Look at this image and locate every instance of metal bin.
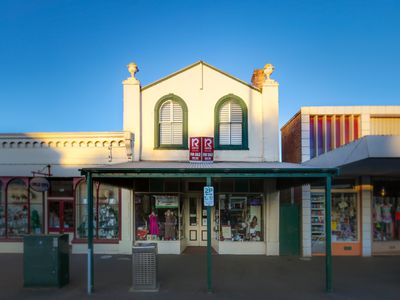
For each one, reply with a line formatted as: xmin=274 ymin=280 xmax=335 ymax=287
xmin=131 ymin=242 xmax=159 ymax=292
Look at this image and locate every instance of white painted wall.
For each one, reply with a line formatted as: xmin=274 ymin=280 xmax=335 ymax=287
xmin=124 ymin=62 xmax=280 ymax=162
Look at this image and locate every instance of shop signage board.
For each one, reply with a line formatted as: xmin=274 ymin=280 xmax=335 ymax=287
xmin=203 ymin=186 xmax=214 ymax=206
xmin=30 ymin=177 xmax=50 ymax=192
xmin=189 ymin=137 xmax=214 ymax=162
xmin=154 ymin=195 xmax=179 ymax=208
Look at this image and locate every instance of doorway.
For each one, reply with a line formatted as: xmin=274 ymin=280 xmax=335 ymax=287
xmin=186 ymin=195 xmax=209 ymax=246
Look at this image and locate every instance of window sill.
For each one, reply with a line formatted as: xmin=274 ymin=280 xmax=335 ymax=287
xmin=0 ymin=238 xmax=23 ymax=242
xmin=154 ymin=146 xmax=189 ymax=150
xmin=214 ymin=146 xmax=249 ymax=151
xmin=72 ymin=238 xmax=120 ymax=244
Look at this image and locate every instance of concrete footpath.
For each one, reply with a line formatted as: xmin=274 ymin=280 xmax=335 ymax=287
xmin=0 ymin=253 xmax=399 ymax=300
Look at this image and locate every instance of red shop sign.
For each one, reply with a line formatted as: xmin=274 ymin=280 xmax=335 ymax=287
xmin=189 ymin=137 xmax=214 ymax=163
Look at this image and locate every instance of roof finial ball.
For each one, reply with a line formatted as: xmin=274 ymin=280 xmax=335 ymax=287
xmin=125 ymin=62 xmax=139 ymax=84
xmin=263 ymin=63 xmax=275 ymax=81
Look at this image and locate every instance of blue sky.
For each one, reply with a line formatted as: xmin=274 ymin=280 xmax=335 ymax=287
xmin=1 ymin=0 xmax=399 ymax=132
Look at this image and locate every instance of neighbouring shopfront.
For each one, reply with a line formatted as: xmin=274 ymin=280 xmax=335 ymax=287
xmin=372 ymin=178 xmax=400 ymax=254
xmin=311 ymin=179 xmax=360 ymax=256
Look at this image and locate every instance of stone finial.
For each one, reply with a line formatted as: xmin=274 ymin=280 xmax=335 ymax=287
xmin=124 ymin=62 xmax=139 ymax=84
xmin=263 ymin=63 xmax=275 ymax=81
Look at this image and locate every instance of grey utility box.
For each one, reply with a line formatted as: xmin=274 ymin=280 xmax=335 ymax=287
xmin=131 ymin=242 xmax=159 ymax=292
xmin=23 ymin=234 xmax=69 ymax=288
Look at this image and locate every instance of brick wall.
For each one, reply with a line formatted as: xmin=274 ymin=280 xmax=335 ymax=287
xmin=281 ymin=113 xmax=302 ymax=163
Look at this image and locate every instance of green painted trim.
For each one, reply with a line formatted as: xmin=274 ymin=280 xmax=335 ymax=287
xmin=142 ymin=61 xmax=261 ymax=92
xmin=154 ymin=94 xmax=188 ymax=150
xmin=88 ymin=172 xmax=337 ymax=180
xmin=214 ymin=94 xmax=249 ymax=150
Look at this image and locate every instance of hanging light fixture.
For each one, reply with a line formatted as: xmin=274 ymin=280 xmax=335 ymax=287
xmin=380 ymin=187 xmax=386 ymax=197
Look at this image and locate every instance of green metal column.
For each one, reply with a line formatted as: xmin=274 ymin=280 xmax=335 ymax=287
xmin=206 ymin=176 xmax=212 ymax=293
xmin=325 ymin=175 xmax=333 ymax=292
xmin=86 ymin=172 xmax=94 ymax=294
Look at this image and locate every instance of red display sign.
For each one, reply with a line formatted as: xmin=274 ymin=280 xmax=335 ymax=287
xmin=189 ymin=137 xmax=214 ymax=163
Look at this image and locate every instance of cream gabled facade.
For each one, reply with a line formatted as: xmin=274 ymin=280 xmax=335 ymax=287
xmin=123 ymin=61 xmax=279 ymax=162
xmin=1 ymin=61 xmax=293 ymax=255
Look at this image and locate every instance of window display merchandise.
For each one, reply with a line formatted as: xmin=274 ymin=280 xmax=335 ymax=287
xmin=7 ymin=179 xmax=29 ymax=238
xmin=373 ymin=195 xmax=400 ymax=241
xmin=218 ymin=194 xmax=263 ymax=241
xmin=135 ymin=194 xmax=180 ymax=241
xmin=0 ymin=182 xmax=4 ymax=237
xmin=76 ymin=182 xmax=120 ymax=239
xmin=331 ymin=193 xmax=358 ymax=242
xmin=311 ymin=192 xmax=325 ymax=252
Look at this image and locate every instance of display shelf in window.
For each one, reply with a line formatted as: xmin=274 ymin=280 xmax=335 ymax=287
xmin=311 ymin=192 xmax=326 ymax=253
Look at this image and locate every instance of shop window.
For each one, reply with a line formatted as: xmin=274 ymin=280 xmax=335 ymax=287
xmin=135 ymin=194 xmax=181 ymax=241
xmin=214 ymin=95 xmax=248 ymax=150
xmin=0 ymin=182 xmax=4 ymax=237
xmin=75 ymin=182 xmax=120 ymax=240
xmin=154 ymin=94 xmax=188 ymax=149
xmin=6 ymin=179 xmax=29 ymax=238
xmin=373 ymin=183 xmax=400 ymax=241
xmin=331 ymin=193 xmax=358 ymax=242
xmin=218 ymin=194 xmax=263 ymax=242
xmin=30 ymin=188 xmax=44 ymax=234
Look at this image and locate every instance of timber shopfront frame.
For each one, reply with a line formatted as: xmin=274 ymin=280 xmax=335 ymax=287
xmin=80 ymin=161 xmax=337 ymax=294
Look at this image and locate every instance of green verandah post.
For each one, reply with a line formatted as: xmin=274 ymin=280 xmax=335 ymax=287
xmin=206 ymin=176 xmax=212 ymax=293
xmin=86 ymin=172 xmax=94 ymax=294
xmin=325 ymin=175 xmax=333 ymax=292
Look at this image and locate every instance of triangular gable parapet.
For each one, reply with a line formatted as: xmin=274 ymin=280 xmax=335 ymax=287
xmin=141 ymin=61 xmax=261 ymax=92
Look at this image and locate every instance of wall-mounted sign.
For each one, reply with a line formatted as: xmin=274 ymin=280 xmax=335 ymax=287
xmin=30 ymin=177 xmax=50 ymax=192
xmin=154 ymin=195 xmax=179 ymax=208
xmin=189 ymin=137 xmax=214 ymax=163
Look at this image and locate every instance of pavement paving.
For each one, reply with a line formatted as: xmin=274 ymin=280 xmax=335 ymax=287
xmin=0 ymin=253 xmax=399 ymax=300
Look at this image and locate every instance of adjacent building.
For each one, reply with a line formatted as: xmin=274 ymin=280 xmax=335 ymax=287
xmin=281 ymin=107 xmax=400 ymax=256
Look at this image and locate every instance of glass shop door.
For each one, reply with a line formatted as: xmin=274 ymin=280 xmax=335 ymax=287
xmin=186 ymin=195 xmax=209 ymax=246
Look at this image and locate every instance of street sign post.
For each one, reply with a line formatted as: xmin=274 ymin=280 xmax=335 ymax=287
xmin=204 ymin=179 xmax=213 ymax=293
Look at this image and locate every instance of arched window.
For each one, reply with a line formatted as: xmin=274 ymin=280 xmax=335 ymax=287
xmin=154 ymin=94 xmax=188 ymax=149
xmin=6 ymin=179 xmax=29 ymax=237
xmin=214 ymin=95 xmax=248 ymax=150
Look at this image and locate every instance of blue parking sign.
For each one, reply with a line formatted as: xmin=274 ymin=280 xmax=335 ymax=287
xmin=203 ymin=186 xmax=214 ymax=206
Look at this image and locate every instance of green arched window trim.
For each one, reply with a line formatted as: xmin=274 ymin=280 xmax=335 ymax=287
xmin=214 ymin=94 xmax=249 ymax=150
xmin=154 ymin=93 xmax=189 ymax=150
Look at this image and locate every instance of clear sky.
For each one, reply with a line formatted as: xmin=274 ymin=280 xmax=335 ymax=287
xmin=1 ymin=0 xmax=399 ymax=133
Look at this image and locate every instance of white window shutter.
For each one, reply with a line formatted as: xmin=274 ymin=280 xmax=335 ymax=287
xmin=159 ymin=100 xmax=183 ymax=145
xmin=219 ymin=100 xmax=243 ymax=146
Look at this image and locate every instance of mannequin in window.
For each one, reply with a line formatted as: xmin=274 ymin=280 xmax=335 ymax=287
xmin=382 ymin=199 xmax=393 ymax=240
xmin=374 ymin=198 xmax=383 ymax=240
xmin=164 ymin=209 xmax=175 ymax=240
xmin=148 ymin=211 xmax=159 ymax=240
xmin=395 ymin=202 xmax=400 ymax=240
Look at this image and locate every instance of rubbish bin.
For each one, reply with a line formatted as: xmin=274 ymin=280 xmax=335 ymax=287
xmin=131 ymin=242 xmax=159 ymax=292
xmin=23 ymin=234 xmax=69 ymax=287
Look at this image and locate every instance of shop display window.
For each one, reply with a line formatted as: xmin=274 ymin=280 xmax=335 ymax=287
xmin=218 ymin=194 xmax=263 ymax=242
xmin=373 ymin=184 xmax=400 ymax=241
xmin=135 ymin=194 xmax=180 ymax=241
xmin=0 ymin=182 xmax=5 ymax=237
xmin=7 ymin=179 xmax=29 ymax=238
xmin=76 ymin=182 xmax=120 ymax=240
xmin=331 ymin=193 xmax=358 ymax=242
xmin=30 ymin=189 xmax=44 ymax=234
